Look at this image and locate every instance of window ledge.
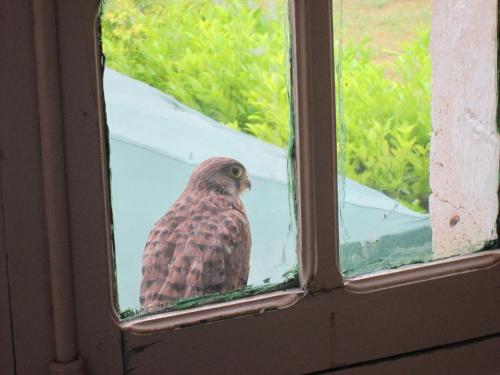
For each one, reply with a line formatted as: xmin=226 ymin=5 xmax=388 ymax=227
xmin=345 ymin=250 xmax=500 ymax=293
xmin=121 ymin=288 xmax=304 ymax=334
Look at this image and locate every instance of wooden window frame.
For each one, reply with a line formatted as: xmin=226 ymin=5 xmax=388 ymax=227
xmin=1 ymin=0 xmax=500 ymax=373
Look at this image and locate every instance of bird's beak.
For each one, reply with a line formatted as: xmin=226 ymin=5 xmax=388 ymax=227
xmin=241 ymin=175 xmax=252 ymax=192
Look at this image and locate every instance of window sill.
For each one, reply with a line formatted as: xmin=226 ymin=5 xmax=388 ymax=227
xmin=121 ymin=288 xmax=304 ymax=333
xmin=344 ymin=250 xmax=500 ymax=293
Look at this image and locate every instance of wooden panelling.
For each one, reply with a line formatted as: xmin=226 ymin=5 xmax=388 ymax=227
xmin=331 ymin=333 xmax=500 ymax=375
xmin=0 ymin=161 xmax=15 ymax=375
xmin=123 ymin=259 xmax=500 ymax=374
xmin=0 ymin=1 xmax=55 ymax=373
xmin=55 ymin=0 xmax=124 ymax=373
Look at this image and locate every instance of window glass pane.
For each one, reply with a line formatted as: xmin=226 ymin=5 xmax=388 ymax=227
xmin=101 ymin=0 xmax=297 ymax=318
xmin=334 ymin=0 xmax=500 ymax=277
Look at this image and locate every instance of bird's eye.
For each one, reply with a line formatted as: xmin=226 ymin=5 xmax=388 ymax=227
xmin=231 ymin=165 xmax=242 ymax=177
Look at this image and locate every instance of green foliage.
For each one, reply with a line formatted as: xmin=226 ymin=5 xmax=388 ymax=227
xmin=102 ymin=0 xmax=432 ymax=211
xmin=102 ymin=0 xmax=290 ymax=147
xmin=337 ymin=30 xmax=431 ymax=211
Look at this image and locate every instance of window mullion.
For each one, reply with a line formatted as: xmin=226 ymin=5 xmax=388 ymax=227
xmin=291 ymin=0 xmax=342 ymax=291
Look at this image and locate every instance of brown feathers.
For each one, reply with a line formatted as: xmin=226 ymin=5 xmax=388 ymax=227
xmin=140 ymin=157 xmax=252 ymax=312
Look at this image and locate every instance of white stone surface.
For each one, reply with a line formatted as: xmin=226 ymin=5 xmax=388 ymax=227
xmin=430 ymin=0 xmax=499 ymax=257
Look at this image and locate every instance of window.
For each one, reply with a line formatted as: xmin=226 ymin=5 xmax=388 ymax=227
xmin=101 ymin=0 xmax=299 ymax=317
xmin=335 ymin=0 xmax=500 ymax=278
xmin=2 ymin=0 xmax=500 ymax=373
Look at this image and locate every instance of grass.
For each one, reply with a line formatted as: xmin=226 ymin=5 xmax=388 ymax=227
xmin=333 ymin=0 xmax=430 ymax=61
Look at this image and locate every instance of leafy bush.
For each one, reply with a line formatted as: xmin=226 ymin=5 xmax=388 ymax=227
xmin=337 ymin=30 xmax=431 ymax=211
xmin=101 ymin=0 xmax=431 ymax=211
xmin=102 ymin=0 xmax=290 ymax=146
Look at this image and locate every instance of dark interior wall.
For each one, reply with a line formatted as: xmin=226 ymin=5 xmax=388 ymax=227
xmin=0 ymin=1 xmax=55 ymax=373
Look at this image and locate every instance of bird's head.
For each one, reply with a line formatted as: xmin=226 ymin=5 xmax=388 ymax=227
xmin=187 ymin=157 xmax=251 ymax=196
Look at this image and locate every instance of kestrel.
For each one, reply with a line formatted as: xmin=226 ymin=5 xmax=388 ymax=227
xmin=139 ymin=157 xmax=252 ymax=312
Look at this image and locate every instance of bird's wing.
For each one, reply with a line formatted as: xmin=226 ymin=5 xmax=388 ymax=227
xmin=155 ymin=215 xmax=228 ymax=304
xmin=221 ymin=203 xmax=251 ymax=291
xmin=141 ymin=195 xmax=251 ymax=311
xmin=153 ymin=200 xmax=251 ymax=305
xmin=139 ymin=224 xmax=172 ymax=309
xmin=139 ymin=198 xmax=189 ymax=310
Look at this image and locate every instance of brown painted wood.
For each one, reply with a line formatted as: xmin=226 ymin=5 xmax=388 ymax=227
xmin=292 ymin=0 xmax=341 ymax=291
xmin=0 ymin=11 xmax=15 ymax=358
xmin=123 ymin=297 xmax=332 ymax=375
xmin=123 ymin=259 xmax=500 ymax=374
xmin=55 ymin=0 xmax=124 ymax=373
xmin=330 ymin=260 xmax=500 ymax=366
xmin=0 ymin=1 xmax=56 ymax=373
xmin=330 ymin=333 xmax=500 ymax=374
xmin=0 ymin=158 xmax=15 ymax=375
xmin=33 ymin=0 xmax=80 ymax=363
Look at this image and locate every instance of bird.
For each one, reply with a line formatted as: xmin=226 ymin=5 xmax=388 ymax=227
xmin=139 ymin=157 xmax=252 ymax=312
